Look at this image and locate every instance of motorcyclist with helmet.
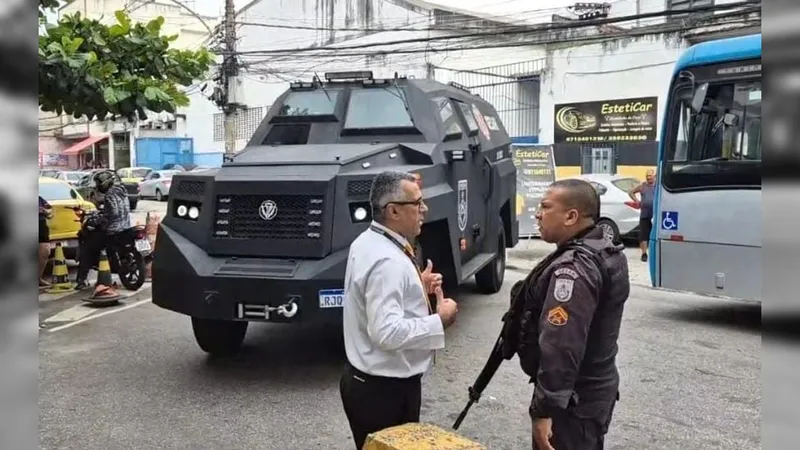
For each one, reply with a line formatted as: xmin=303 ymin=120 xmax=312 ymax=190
xmin=74 ymin=170 xmax=131 ymax=290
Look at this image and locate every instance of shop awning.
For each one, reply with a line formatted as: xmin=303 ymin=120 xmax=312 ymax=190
xmin=62 ymin=134 xmax=109 ymax=155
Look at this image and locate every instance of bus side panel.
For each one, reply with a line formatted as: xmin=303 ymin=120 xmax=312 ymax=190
xmin=655 ymin=189 xmax=761 ymax=301
xmin=659 ymin=240 xmax=761 ymax=301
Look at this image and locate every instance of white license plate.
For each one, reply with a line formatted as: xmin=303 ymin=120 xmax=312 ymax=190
xmin=318 ymin=289 xmax=345 ymax=309
xmin=135 ymin=239 xmax=151 ymax=252
xmin=59 ymin=239 xmax=78 ymax=248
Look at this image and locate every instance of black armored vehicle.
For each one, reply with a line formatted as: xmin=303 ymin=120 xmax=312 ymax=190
xmin=152 ymin=71 xmax=519 ymax=355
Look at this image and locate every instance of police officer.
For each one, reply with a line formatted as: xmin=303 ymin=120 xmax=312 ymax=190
xmin=524 ymin=178 xmax=630 ymax=450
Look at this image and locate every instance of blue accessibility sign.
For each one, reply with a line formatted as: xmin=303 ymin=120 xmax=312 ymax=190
xmin=661 ymin=211 xmax=679 ymax=231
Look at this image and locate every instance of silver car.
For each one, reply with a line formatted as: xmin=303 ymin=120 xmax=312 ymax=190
xmin=565 ymin=174 xmax=643 ymax=243
xmin=139 ymin=170 xmax=179 ymax=202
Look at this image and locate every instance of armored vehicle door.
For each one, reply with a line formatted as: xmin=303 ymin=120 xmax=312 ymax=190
xmin=449 ymin=99 xmax=492 ymax=264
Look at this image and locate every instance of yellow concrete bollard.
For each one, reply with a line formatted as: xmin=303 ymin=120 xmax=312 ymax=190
xmin=363 ymin=422 xmax=487 ymax=450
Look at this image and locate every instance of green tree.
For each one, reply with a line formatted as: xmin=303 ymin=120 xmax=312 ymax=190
xmin=38 ymin=0 xmax=214 ymax=122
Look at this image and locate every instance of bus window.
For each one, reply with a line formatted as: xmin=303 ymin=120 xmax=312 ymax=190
xmin=662 ymin=79 xmax=761 ymax=191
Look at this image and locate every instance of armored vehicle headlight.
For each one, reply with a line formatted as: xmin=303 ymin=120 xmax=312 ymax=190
xmin=176 ymin=205 xmax=188 ymax=217
xmin=353 ymin=207 xmax=368 ymax=221
xmin=188 ymin=206 xmax=200 ymax=219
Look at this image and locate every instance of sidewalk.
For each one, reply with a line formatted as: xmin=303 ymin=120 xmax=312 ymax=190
xmin=507 ymin=238 xmax=653 ymax=287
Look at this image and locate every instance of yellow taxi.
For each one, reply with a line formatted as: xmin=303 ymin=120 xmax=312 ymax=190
xmin=38 ymin=177 xmax=96 ymax=260
xmin=116 ymin=166 xmax=152 ymax=183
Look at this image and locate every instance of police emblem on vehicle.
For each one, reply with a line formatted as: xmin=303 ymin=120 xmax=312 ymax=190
xmin=258 ymin=200 xmax=278 ymax=220
xmin=457 ymin=179 xmax=468 ymax=231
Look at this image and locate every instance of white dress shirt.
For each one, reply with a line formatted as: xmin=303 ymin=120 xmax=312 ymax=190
xmin=342 ymin=221 xmax=446 ymax=378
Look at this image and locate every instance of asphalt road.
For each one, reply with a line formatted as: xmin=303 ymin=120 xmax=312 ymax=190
xmin=39 ymin=236 xmax=761 ymax=449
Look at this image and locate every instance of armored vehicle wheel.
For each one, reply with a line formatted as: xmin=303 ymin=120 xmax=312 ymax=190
xmin=191 ymin=318 xmax=248 ymax=356
xmin=475 ymin=225 xmax=506 ymax=294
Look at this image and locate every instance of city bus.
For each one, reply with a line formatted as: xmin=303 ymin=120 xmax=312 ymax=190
xmin=649 ymin=33 xmax=761 ymax=301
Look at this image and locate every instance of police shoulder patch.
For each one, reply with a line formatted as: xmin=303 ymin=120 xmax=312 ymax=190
xmin=546 ymin=306 xmax=569 ymax=326
xmin=554 ymin=267 xmax=579 ymax=279
xmin=552 ymin=277 xmax=575 ymax=302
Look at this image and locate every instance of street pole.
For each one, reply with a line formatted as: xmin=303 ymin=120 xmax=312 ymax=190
xmin=222 ymin=0 xmax=238 ymax=155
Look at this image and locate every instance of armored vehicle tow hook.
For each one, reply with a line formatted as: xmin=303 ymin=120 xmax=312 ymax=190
xmin=275 ymin=300 xmax=299 ymax=318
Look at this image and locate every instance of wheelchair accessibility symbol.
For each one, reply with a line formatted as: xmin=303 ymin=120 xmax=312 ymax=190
xmin=661 ymin=211 xmax=679 ymax=231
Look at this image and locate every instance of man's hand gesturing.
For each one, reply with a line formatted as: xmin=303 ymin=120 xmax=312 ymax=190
xmin=420 ymin=259 xmax=443 ymax=294
xmin=434 ymin=286 xmax=458 ymax=328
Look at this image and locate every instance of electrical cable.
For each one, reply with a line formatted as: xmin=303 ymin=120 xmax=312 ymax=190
xmin=233 ymin=0 xmax=759 ymax=56
xmin=235 ymin=13 xmax=758 ymax=62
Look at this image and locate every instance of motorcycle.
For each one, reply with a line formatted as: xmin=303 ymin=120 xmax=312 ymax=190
xmin=72 ymin=206 xmax=152 ymax=291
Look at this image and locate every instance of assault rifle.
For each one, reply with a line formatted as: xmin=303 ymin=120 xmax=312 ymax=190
xmin=452 ymin=267 xmax=542 ymax=430
xmin=451 ymin=333 xmax=510 ymax=430
xmin=453 ymin=240 xmax=607 ymax=430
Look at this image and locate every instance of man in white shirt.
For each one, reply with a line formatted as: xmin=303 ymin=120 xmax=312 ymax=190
xmin=340 ymin=171 xmax=459 ymax=449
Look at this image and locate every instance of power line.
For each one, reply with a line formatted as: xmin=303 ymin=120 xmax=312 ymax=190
xmin=240 ymin=15 xmax=756 ymax=61
xmin=233 ymin=0 xmax=759 ymax=56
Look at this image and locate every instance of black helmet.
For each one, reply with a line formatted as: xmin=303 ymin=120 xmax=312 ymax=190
xmin=94 ymin=171 xmax=116 ymax=194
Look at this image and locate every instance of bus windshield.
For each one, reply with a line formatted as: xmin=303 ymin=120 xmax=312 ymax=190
xmin=663 ymin=78 xmax=761 ymax=190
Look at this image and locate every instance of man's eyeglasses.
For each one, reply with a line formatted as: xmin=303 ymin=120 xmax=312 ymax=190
xmin=383 ymin=197 xmax=425 ymax=209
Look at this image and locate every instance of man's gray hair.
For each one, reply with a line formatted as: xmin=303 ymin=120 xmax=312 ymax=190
xmin=370 ymin=171 xmax=417 ymax=223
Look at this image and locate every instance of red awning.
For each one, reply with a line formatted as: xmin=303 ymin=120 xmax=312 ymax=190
xmin=62 ymin=134 xmax=109 ymax=155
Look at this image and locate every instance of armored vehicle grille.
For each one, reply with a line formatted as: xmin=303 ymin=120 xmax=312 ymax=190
xmin=212 ymin=194 xmax=324 ymax=240
xmin=175 ymin=181 xmax=205 ymax=196
xmin=347 ymin=180 xmax=372 ymax=196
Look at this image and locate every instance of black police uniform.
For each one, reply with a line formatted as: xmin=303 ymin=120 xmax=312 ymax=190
xmin=523 ymin=225 xmax=630 ymax=450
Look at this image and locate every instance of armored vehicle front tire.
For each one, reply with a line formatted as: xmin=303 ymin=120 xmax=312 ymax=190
xmin=191 ymin=318 xmax=248 ymax=356
xmin=475 ymin=225 xmax=506 ymax=294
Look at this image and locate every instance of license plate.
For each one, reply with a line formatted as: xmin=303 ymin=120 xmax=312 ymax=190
xmin=318 ymin=289 xmax=345 ymax=309
xmin=59 ymin=239 xmax=78 ymax=248
xmin=135 ymin=239 xmax=151 ymax=252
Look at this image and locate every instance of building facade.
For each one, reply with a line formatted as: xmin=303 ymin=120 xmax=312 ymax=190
xmin=192 ymin=0 xmax=758 ymax=181
xmin=38 ymin=0 xmax=216 ymax=170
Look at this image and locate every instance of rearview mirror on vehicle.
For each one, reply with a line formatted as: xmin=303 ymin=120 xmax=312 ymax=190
xmin=691 ymin=82 xmax=709 ymax=113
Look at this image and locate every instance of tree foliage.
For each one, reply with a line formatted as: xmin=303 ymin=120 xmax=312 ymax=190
xmin=38 ymin=1 xmax=214 ymax=122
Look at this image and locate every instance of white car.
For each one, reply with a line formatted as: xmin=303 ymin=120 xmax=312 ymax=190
xmin=139 ymin=170 xmax=179 ymax=202
xmin=565 ymin=174 xmax=643 ymax=243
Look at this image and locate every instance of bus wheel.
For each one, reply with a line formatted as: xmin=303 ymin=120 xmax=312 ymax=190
xmin=597 ymin=218 xmax=620 ymax=244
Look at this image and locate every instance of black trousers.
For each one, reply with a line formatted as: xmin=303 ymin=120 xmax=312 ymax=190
xmin=537 ymin=401 xmax=617 ymax=450
xmin=76 ymin=229 xmax=108 ymax=282
xmin=638 ymin=217 xmax=652 ymax=243
xmin=339 ymin=362 xmax=422 ymax=450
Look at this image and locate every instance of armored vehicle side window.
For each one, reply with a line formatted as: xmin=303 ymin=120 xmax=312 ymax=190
xmin=433 ymin=97 xmax=463 ymax=138
xmin=278 ymin=90 xmax=339 ymax=116
xmin=344 ymin=87 xmax=414 ymax=129
xmin=453 ymin=100 xmax=479 ymax=133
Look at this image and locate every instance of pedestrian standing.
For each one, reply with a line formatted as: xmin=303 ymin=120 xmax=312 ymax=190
xmin=340 ymin=171 xmax=458 ymax=450
xmin=38 ymin=195 xmax=53 ymax=288
xmin=628 ymin=169 xmax=656 ymax=262
xmin=513 ymin=179 xmax=629 ymax=450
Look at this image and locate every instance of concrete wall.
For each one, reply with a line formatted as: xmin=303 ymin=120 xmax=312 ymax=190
xmin=184 ymin=0 xmax=436 ymax=154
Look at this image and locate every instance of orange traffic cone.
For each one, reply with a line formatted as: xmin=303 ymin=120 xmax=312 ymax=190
xmin=83 ymin=249 xmax=121 ymax=306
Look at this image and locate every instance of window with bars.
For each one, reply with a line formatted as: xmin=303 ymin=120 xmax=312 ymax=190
xmin=213 ymin=107 xmax=265 ymax=142
xmin=667 ymin=0 xmax=714 ymax=10
xmin=666 ymin=0 xmax=715 ymax=24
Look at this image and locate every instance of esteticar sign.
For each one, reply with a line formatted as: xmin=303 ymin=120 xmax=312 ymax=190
xmin=553 ymin=96 xmax=658 ymax=144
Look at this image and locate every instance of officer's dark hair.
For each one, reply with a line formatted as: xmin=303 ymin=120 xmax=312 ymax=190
xmin=548 ymin=178 xmax=601 ymax=222
xmin=370 ymin=171 xmax=418 ymax=224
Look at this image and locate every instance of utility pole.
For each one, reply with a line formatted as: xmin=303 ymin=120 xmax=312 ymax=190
xmin=220 ymin=0 xmax=240 ymax=155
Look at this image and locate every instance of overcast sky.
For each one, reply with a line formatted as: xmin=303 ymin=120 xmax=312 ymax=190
xmin=192 ymin=0 xmax=580 ymax=19
xmin=42 ymin=0 xmax=585 ymax=24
